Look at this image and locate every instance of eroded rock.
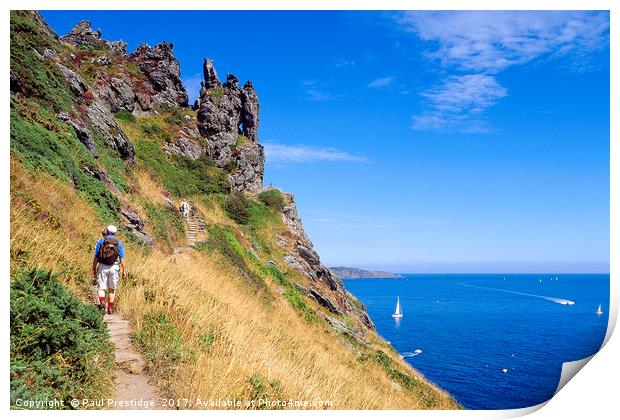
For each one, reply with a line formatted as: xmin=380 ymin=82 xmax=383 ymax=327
xmin=121 ymin=209 xmax=154 ymax=246
xmin=60 ymin=20 xmax=103 ymax=47
xmin=131 ymin=42 xmax=189 ymax=109
xmin=196 ymin=58 xmax=264 ymax=192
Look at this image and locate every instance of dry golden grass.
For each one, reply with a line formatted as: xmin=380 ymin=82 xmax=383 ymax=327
xmin=134 ymin=170 xmax=171 ymax=208
xmin=193 ymin=195 xmax=235 ymax=228
xmin=10 ymin=160 xmax=459 ymax=410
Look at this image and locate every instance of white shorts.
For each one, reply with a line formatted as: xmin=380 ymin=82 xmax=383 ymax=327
xmin=97 ymin=263 xmax=120 ymax=290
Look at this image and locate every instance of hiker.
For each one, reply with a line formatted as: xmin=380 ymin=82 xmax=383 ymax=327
xmin=92 ymin=224 xmax=126 ymax=315
xmin=180 ymin=200 xmax=190 ymax=219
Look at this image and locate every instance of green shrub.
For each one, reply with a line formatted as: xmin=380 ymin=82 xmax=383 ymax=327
xmin=223 ymin=160 xmax=238 ymax=173
xmin=224 ymin=192 xmax=250 ymax=225
xmin=257 ymin=189 xmax=286 ymax=212
xmin=173 ymin=155 xmax=230 ymax=195
xmin=264 ymin=264 xmax=316 ymax=323
xmin=163 ymin=108 xmax=183 ymax=127
xmin=283 ymin=289 xmax=317 ymax=323
xmin=113 ymin=110 xmax=135 ymax=124
xmin=366 ymin=349 xmax=438 ymax=406
xmin=198 ymin=225 xmax=271 ymax=299
xmin=198 ymin=331 xmax=217 ymax=350
xmin=10 ymin=269 xmax=114 ymax=408
xmin=135 ymin=140 xmax=229 ymax=197
xmin=207 ymin=87 xmax=224 ymax=98
xmin=10 ymin=11 xmax=74 ymax=112
xmin=10 ymin=108 xmax=120 ymax=222
xmin=247 ymin=374 xmax=283 ymax=409
xmin=93 ymin=131 xmax=128 ymax=192
xmin=140 ymin=122 xmax=172 ymax=142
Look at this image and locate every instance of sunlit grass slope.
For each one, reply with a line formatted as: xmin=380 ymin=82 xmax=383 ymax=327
xmin=11 ymin=160 xmax=458 ymax=409
xmin=9 ymin=10 xmax=459 ymax=409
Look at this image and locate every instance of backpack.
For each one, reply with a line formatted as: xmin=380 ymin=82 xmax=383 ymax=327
xmin=98 ymin=236 xmax=120 ymax=265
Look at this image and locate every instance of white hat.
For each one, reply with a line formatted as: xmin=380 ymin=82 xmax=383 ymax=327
xmin=106 ymin=225 xmax=118 ymax=234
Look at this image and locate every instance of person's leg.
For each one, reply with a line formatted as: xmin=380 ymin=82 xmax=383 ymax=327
xmin=107 ymin=266 xmax=119 ymax=314
xmin=108 ymin=289 xmax=114 ymax=308
xmin=96 ymin=266 xmax=107 ymax=312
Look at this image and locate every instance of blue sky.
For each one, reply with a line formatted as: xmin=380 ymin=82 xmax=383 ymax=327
xmin=42 ymin=11 xmax=610 ymax=273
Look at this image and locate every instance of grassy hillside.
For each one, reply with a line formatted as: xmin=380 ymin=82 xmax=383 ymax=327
xmin=9 ymin=11 xmax=459 ymax=409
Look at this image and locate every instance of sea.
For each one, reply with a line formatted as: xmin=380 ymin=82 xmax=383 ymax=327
xmin=344 ymin=274 xmax=609 ymax=410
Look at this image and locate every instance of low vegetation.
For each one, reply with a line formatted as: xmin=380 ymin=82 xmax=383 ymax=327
xmin=10 ymin=147 xmax=458 ymax=410
xmin=257 ymin=189 xmax=286 ymax=212
xmin=10 ymin=105 xmax=121 ymax=222
xmin=10 ymin=269 xmax=114 ymax=408
xmin=224 ymin=192 xmax=251 ymax=225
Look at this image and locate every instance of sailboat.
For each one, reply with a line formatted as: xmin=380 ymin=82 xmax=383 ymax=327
xmin=596 ymin=304 xmax=603 ymax=316
xmin=392 ymin=296 xmax=403 ymax=318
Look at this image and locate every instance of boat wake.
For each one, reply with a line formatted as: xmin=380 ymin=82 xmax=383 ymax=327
xmin=402 ymin=350 xmax=423 ymax=357
xmin=461 ymin=283 xmax=575 ymax=305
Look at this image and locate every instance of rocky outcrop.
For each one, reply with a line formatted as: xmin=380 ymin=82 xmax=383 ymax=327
xmin=83 ymin=165 xmax=122 ymax=196
xmin=56 ymin=62 xmax=89 ymax=96
xmin=121 ymin=209 xmax=154 ymax=245
xmin=92 ymin=42 xmax=189 ymax=114
xmin=95 ymin=76 xmax=137 ymax=113
xmin=279 ymin=193 xmax=375 ymax=333
xmin=60 ymin=20 xmax=104 ymax=47
xmin=163 ymin=136 xmax=205 ymax=160
xmin=57 ymin=112 xmax=99 ymax=158
xmin=38 ymin=43 xmax=136 ymax=164
xmin=308 ymin=288 xmax=342 ymax=315
xmin=85 ymin=97 xmax=135 ymax=164
xmin=162 ymin=126 xmax=206 ymax=160
xmin=61 ymin=21 xmax=188 ymax=115
xmin=130 ymin=43 xmax=189 ymax=109
xmin=196 ymin=59 xmax=264 ymax=192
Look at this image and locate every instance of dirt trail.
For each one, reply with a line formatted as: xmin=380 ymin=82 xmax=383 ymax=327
xmin=104 ymin=314 xmax=162 ymax=409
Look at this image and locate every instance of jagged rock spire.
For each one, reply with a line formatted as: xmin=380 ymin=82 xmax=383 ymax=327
xmin=203 ymin=58 xmax=221 ymax=89
xmin=60 ymin=20 xmax=102 ymax=46
xmin=196 ymin=58 xmax=264 ymax=192
xmin=131 ymin=42 xmax=189 ymax=108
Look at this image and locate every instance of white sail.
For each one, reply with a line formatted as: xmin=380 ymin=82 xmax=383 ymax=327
xmin=392 ymin=296 xmax=403 ymax=318
xmin=596 ymin=304 xmax=603 ymax=316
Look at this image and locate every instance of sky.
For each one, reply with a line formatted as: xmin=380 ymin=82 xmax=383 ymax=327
xmin=41 ymin=10 xmax=610 ymax=273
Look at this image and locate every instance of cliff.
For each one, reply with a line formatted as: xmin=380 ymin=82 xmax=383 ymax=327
xmin=9 ymin=11 xmax=458 ymax=409
xmin=330 ymin=267 xmax=404 ymax=279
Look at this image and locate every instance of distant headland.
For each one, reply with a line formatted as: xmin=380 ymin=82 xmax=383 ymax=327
xmin=330 ymin=266 xmax=403 ymax=279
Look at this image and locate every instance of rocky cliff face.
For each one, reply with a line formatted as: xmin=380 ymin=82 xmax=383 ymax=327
xmin=61 ymin=21 xmax=188 ymax=114
xmin=196 ymin=59 xmax=264 ymax=192
xmin=57 ymin=20 xmax=264 ymax=193
xmin=13 ymin=11 xmax=373 ymax=341
xmin=279 ymin=193 xmax=375 ymax=334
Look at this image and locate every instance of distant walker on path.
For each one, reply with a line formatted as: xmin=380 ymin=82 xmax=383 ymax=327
xmin=180 ymin=200 xmax=190 ymax=219
xmin=92 ymin=224 xmax=126 ymax=315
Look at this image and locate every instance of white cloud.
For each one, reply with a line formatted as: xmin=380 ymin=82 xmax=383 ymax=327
xmin=398 ymin=11 xmax=609 ymax=74
xmin=264 ymin=143 xmax=367 ymax=163
xmin=413 ymin=74 xmax=507 ymax=132
xmin=368 ymin=76 xmax=395 ymax=88
xmin=397 ymin=11 xmax=609 ymax=132
xmin=182 ymin=73 xmax=203 ymax=104
xmin=300 ymin=79 xmax=342 ymax=101
xmin=305 ymin=88 xmax=338 ymax=102
xmin=333 ymin=58 xmax=356 ymax=68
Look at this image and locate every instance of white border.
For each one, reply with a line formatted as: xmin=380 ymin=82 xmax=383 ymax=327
xmin=3 ymin=1 xmax=617 ymax=419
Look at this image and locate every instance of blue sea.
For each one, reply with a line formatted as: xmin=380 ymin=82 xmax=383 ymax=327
xmin=344 ymin=274 xmax=609 ymax=410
